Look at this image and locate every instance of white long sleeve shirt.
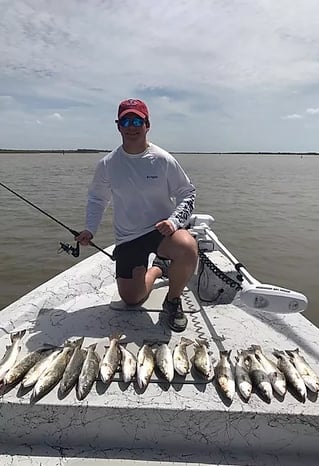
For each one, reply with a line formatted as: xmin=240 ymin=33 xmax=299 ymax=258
xmin=85 ymin=143 xmax=196 ymax=245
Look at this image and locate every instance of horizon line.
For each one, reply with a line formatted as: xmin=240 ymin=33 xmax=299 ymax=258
xmin=0 ymin=149 xmax=319 ymax=155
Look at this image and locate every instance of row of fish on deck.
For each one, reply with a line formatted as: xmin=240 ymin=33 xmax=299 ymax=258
xmin=0 ymin=330 xmax=318 ymax=403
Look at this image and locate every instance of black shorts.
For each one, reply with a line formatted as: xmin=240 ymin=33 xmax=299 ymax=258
xmin=113 ymin=229 xmax=165 ymax=279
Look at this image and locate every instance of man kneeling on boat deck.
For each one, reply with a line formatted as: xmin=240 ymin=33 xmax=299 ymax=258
xmin=76 ymin=99 xmax=197 ymax=332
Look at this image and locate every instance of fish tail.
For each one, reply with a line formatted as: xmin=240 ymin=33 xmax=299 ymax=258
xmin=10 ymin=329 xmax=27 ymax=342
xmin=65 ymin=337 xmax=84 ymax=349
xmin=63 ymin=339 xmax=73 ymax=347
xmin=273 ymin=349 xmax=284 ymax=358
xmin=235 ymin=350 xmax=243 ymax=362
xmin=110 ymin=333 xmax=126 ymax=342
xmin=195 ymin=338 xmax=209 ymax=347
xmin=74 ymin=337 xmax=85 ymax=348
xmin=180 ymin=337 xmax=193 ymax=346
xmin=239 ymin=349 xmax=251 ymax=360
xmin=250 ymin=344 xmax=262 ymax=352
xmin=87 ymin=343 xmax=97 ymax=351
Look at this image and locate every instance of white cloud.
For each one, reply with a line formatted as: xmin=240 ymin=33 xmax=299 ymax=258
xmin=48 ymin=112 xmax=63 ymax=121
xmin=282 ymin=114 xmax=303 ymax=120
xmin=306 ymin=108 xmax=319 ymax=115
xmin=1 ymin=1 xmax=318 ymax=91
xmin=1 ymin=0 xmax=319 ymax=150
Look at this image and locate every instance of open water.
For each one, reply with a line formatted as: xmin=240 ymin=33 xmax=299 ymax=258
xmin=1 ymin=151 xmax=318 ymax=327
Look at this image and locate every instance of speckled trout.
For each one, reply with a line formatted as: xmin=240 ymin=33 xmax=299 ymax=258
xmin=0 ymin=330 xmax=26 ymax=382
xmin=235 ymin=350 xmax=252 ymax=401
xmin=21 ymin=347 xmax=62 ymax=388
xmin=100 ymin=333 xmax=125 ymax=383
xmin=273 ymin=349 xmax=307 ymax=402
xmin=31 ymin=339 xmax=81 ymax=401
xmin=4 ymin=346 xmax=55 ymax=386
xmin=136 ymin=344 xmax=155 ymax=389
xmin=173 ymin=337 xmax=193 ymax=377
xmin=193 ymin=339 xmax=213 ymax=380
xmin=119 ymin=345 xmax=137 ymax=383
xmin=59 ymin=337 xmax=85 ymax=395
xmin=215 ymin=350 xmax=235 ymax=401
xmin=251 ymin=345 xmax=286 ymax=397
xmin=286 ymin=348 xmax=319 ymax=393
xmin=156 ymin=344 xmax=174 ymax=383
xmin=244 ymin=350 xmax=273 ymax=402
xmin=77 ymin=343 xmax=100 ymax=401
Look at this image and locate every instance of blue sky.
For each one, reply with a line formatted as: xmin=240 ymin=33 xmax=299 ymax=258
xmin=1 ymin=0 xmax=319 ymax=152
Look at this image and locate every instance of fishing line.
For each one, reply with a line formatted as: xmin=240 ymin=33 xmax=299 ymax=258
xmin=0 ymin=181 xmax=114 ymax=260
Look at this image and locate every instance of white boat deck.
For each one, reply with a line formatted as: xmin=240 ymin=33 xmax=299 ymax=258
xmin=0 ymin=244 xmax=319 ymax=465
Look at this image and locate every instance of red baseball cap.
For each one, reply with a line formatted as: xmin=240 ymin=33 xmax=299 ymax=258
xmin=117 ymin=99 xmax=149 ymax=119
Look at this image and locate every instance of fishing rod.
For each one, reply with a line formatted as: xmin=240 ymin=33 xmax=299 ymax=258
xmin=0 ymin=181 xmax=114 ymax=260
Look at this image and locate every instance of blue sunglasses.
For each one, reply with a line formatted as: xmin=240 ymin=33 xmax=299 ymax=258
xmin=117 ymin=116 xmax=146 ymax=128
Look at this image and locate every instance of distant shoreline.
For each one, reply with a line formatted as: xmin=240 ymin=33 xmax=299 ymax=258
xmin=0 ymin=149 xmax=318 ymax=155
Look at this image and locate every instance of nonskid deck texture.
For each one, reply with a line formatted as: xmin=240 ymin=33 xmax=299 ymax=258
xmin=0 ymin=246 xmax=319 ymax=465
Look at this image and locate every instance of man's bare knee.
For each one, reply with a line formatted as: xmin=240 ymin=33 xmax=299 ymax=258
xmin=158 ymin=230 xmax=198 ymax=262
xmin=120 ymin=293 xmax=142 ymax=306
xmin=172 ymin=237 xmax=198 ymax=263
xmin=117 ymin=266 xmax=147 ymax=305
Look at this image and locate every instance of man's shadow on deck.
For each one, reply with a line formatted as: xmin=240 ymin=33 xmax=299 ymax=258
xmin=25 ymin=303 xmax=171 ymax=351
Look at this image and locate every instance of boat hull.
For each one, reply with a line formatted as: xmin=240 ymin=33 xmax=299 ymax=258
xmin=0 ymin=228 xmax=319 ymax=465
